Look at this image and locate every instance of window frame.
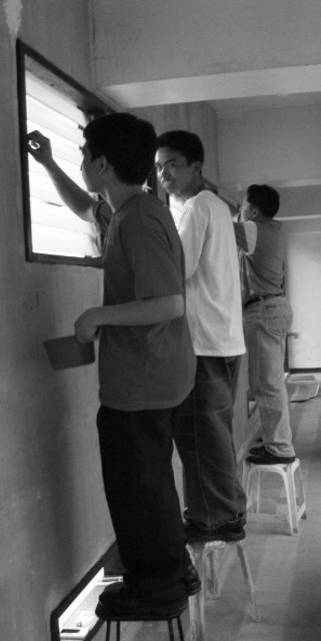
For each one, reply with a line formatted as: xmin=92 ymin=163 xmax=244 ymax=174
xmin=16 ymin=39 xmax=112 ymax=267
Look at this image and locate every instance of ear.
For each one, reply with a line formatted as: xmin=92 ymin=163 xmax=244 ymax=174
xmin=98 ymin=155 xmax=108 ymax=175
xmin=192 ymin=160 xmax=203 ymax=174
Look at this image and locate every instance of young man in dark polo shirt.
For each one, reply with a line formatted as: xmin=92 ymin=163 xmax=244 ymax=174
xmin=27 ymin=114 xmax=196 ymax=617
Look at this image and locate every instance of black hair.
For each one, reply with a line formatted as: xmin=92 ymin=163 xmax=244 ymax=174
xmin=156 ymin=130 xmax=204 ymax=164
xmin=83 ymin=112 xmax=156 ymax=184
xmin=246 ymin=184 xmax=280 ymax=218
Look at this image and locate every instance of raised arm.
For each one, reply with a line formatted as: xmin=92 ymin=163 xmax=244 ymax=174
xmin=26 ymin=130 xmax=110 ymax=223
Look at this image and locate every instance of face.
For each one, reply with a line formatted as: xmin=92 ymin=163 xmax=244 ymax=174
xmin=155 ymin=147 xmax=200 ymax=198
xmin=81 ymin=143 xmax=103 ymax=193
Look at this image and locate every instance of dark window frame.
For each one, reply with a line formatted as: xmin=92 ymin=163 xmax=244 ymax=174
xmin=16 ymin=40 xmax=112 ymax=267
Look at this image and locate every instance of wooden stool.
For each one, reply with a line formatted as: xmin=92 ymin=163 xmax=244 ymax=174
xmin=188 ymin=540 xmax=259 ymax=641
xmin=102 ymin=605 xmax=186 ymax=641
xmin=242 ymin=457 xmax=307 ymax=535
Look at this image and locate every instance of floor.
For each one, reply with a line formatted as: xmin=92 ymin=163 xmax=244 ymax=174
xmin=118 ymin=393 xmax=321 ymax=641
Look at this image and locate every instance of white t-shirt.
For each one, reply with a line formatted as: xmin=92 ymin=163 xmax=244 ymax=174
xmin=172 ymin=190 xmax=245 ymax=357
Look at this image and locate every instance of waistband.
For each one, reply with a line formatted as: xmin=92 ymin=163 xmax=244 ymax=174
xmin=243 ymin=293 xmax=284 ymax=309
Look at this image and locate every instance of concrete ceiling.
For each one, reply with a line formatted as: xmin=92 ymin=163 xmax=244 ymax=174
xmin=91 ymin=0 xmax=321 ymax=115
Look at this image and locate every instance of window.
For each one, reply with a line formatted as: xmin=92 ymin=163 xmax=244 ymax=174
xmin=17 ymin=41 xmax=112 ymax=265
xmin=50 ymin=543 xmax=124 ymax=641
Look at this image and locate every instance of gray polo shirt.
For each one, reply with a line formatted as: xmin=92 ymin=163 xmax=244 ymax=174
xmin=97 ymin=192 xmax=196 ymax=411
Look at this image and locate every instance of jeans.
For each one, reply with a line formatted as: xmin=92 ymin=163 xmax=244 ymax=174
xmin=96 ymin=405 xmax=186 ymax=591
xmin=172 ymin=356 xmax=247 ymax=530
xmin=244 ymin=296 xmax=295 ymax=457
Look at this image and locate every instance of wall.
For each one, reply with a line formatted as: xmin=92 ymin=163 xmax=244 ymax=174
xmin=130 ymin=101 xmax=220 ymax=184
xmin=217 ymin=104 xmax=321 ymax=197
xmin=92 ymin=0 xmax=321 ymax=85
xmin=0 ymin=3 xmax=113 ymax=641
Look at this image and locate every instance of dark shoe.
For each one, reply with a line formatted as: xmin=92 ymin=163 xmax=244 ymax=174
xmin=184 ymin=549 xmax=201 ymax=595
xmin=184 ymin=517 xmax=246 ymax=544
xmin=95 ymin=581 xmax=187 ymax=619
xmin=246 ymin=447 xmax=296 ymax=465
xmin=248 ymin=444 xmax=266 ymax=456
xmin=249 ymin=437 xmax=263 ymax=450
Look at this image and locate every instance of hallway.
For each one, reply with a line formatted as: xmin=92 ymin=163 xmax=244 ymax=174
xmin=125 ymin=393 xmax=321 ymax=641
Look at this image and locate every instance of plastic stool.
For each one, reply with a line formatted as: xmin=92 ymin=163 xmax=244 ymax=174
xmin=242 ymin=457 xmax=307 ymax=535
xmin=102 ymin=605 xmax=186 ymax=641
xmin=187 ymin=540 xmax=259 ymax=641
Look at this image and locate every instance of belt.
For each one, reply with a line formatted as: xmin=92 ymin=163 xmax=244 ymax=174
xmin=243 ymin=293 xmax=284 ymax=309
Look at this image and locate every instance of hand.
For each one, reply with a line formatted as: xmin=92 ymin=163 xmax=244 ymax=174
xmin=26 ymin=130 xmax=54 ymax=167
xmin=74 ymin=309 xmax=101 ymax=343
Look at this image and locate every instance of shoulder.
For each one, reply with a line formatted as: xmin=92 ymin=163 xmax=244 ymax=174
xmin=183 ymin=190 xmax=226 ymax=217
xmin=121 ymin=193 xmax=175 ymax=237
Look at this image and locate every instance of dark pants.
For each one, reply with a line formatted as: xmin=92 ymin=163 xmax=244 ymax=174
xmin=97 ymin=405 xmax=186 ymax=591
xmin=172 ymin=356 xmax=247 ymax=530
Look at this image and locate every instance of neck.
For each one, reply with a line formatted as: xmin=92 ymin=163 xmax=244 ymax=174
xmin=178 ymin=177 xmax=205 ymax=202
xmin=102 ymin=184 xmax=143 ymax=213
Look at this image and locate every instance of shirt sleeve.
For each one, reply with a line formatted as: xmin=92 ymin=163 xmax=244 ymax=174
xmin=234 ymin=220 xmax=257 ymax=255
xmin=176 ymin=198 xmax=209 ymax=279
xmin=122 ymin=218 xmax=183 ymax=300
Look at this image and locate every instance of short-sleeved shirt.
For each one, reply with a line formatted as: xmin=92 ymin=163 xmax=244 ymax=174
xmin=172 ymin=190 xmax=245 ymax=357
xmin=235 ymin=218 xmax=286 ymax=304
xmin=96 ymin=192 xmax=196 ymax=411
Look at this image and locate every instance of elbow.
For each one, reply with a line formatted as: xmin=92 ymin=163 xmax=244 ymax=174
xmin=170 ymin=294 xmax=185 ymax=319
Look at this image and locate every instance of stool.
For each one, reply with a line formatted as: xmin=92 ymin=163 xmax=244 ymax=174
xmin=242 ymin=457 xmax=307 ymax=535
xmin=102 ymin=605 xmax=186 ymax=641
xmin=187 ymin=540 xmax=259 ymax=641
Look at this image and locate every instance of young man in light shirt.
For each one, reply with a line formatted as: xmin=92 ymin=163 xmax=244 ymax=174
xmin=234 ymin=184 xmax=296 ymax=465
xmin=155 ymin=130 xmax=247 ymax=543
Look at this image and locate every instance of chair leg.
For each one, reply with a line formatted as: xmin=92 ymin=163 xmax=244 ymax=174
xmin=206 ymin=545 xmax=221 ymax=599
xmin=105 ymin=620 xmax=111 ymax=641
xmin=168 ymin=618 xmax=175 ymax=641
xmin=176 ymin=615 xmax=185 ymax=641
xmin=187 ymin=543 xmax=207 ymax=641
xmin=282 ymin=467 xmax=296 ymax=534
xmin=296 ymin=462 xmax=307 ymax=520
xmin=255 ymin=470 xmax=261 ymax=514
xmin=235 ymin=542 xmax=260 ymax=621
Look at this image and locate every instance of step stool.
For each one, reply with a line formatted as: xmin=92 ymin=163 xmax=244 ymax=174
xmin=102 ymin=605 xmax=186 ymax=641
xmin=242 ymin=457 xmax=307 ymax=535
xmin=187 ymin=540 xmax=259 ymax=641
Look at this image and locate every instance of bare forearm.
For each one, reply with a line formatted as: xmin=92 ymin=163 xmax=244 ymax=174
xmin=75 ymin=295 xmax=185 ymax=342
xmin=92 ymin=295 xmax=184 ymax=326
xmin=45 ymin=159 xmax=95 ymax=221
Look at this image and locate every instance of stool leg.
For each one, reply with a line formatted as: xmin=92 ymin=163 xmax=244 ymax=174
xmin=116 ymin=621 xmax=121 ymax=641
xmin=243 ymin=462 xmax=258 ymax=514
xmin=187 ymin=543 xmax=206 ymax=641
xmin=283 ymin=467 xmax=297 ymax=534
xmin=235 ymin=542 xmax=260 ymax=622
xmin=176 ymin=615 xmax=185 ymax=641
xmin=296 ymin=462 xmax=307 ymax=520
xmin=255 ymin=470 xmax=261 ymax=514
xmin=207 ymin=545 xmax=221 ymax=599
xmin=168 ymin=618 xmax=175 ymax=641
xmin=105 ymin=621 xmax=111 ymax=641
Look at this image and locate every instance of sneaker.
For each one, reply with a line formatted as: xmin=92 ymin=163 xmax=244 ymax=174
xmin=246 ymin=447 xmax=296 ymax=465
xmin=183 ymin=549 xmax=201 ymax=595
xmin=184 ymin=517 xmax=245 ymax=544
xmin=95 ymin=581 xmax=187 ymax=619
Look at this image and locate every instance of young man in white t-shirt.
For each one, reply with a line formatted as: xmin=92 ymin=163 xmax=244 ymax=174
xmin=155 ymin=130 xmax=247 ymax=542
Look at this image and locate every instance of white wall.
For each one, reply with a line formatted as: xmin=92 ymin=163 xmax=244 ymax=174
xmin=92 ymin=0 xmax=321 ymax=85
xmin=217 ymin=105 xmax=321 ymax=197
